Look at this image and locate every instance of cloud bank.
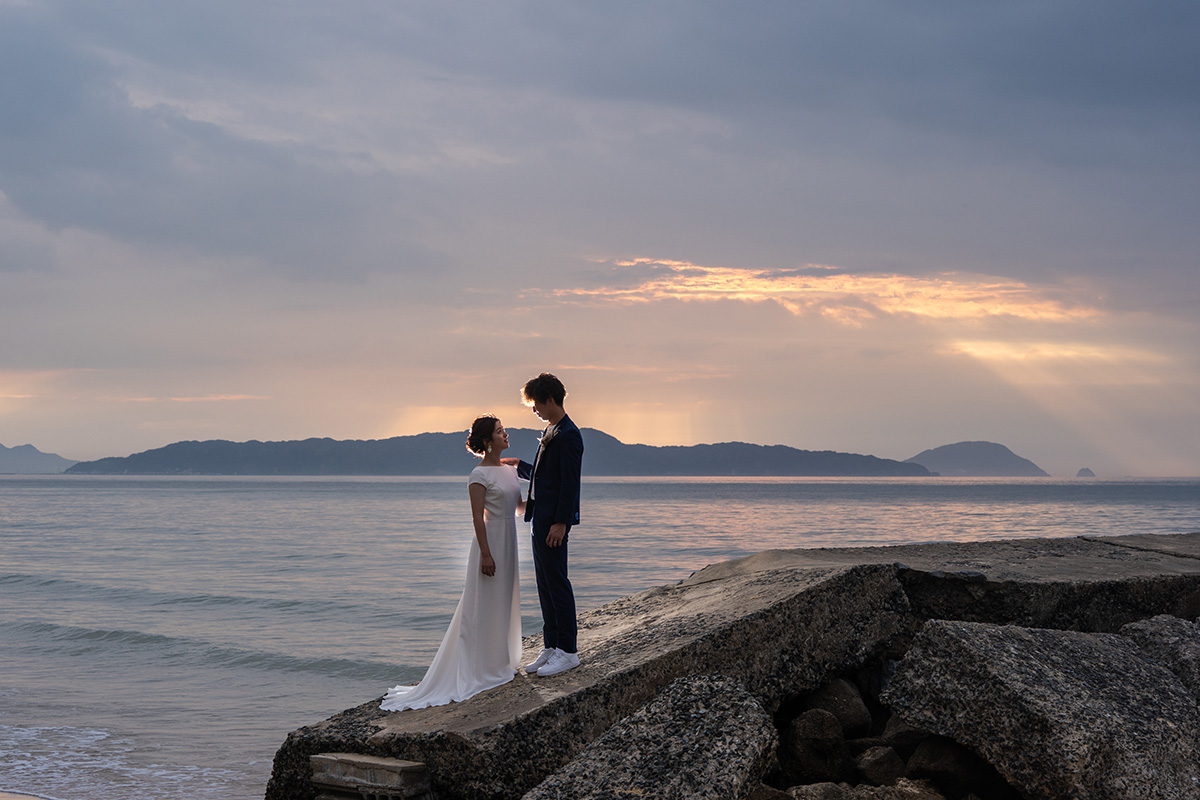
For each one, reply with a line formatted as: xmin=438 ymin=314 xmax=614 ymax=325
xmin=1 ymin=0 xmax=1198 ymax=475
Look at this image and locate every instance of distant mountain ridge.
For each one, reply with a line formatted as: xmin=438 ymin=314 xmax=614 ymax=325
xmin=66 ymin=429 xmax=933 ymax=477
xmin=905 ymin=441 xmax=1049 ymax=477
xmin=0 ymin=443 xmax=78 ymax=474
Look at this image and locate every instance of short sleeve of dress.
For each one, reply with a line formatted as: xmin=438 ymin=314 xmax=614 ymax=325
xmin=468 ymin=466 xmax=492 ymax=491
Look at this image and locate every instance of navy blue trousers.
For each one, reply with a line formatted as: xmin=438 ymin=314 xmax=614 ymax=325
xmin=530 ymin=519 xmax=577 ymax=653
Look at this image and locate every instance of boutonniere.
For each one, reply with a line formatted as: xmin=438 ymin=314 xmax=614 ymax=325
xmin=539 ymin=426 xmax=558 ymax=446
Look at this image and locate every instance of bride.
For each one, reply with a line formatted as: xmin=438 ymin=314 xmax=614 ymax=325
xmin=381 ymin=415 xmax=525 ymax=711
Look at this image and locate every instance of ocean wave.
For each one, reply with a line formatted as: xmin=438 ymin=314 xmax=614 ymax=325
xmin=0 ymin=724 xmax=255 ymax=800
xmin=0 ymin=572 xmax=371 ymax=617
xmin=3 ymin=620 xmax=403 ymax=681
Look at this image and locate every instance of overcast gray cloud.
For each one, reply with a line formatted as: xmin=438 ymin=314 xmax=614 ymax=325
xmin=0 ymin=3 xmax=441 ymax=276
xmin=4 ymin=1 xmax=1198 ymax=283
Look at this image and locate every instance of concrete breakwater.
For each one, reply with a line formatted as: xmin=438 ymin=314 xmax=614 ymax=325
xmin=266 ymin=532 xmax=1200 ymax=799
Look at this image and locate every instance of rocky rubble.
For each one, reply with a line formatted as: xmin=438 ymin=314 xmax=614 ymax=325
xmin=767 ymin=615 xmax=1200 ymax=799
xmin=267 ymin=532 xmax=1200 ymax=800
xmin=769 ymin=668 xmax=1020 ymax=799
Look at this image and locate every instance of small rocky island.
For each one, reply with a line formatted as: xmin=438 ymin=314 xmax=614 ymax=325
xmin=267 ymin=532 xmax=1200 ymax=800
xmin=0 ymin=442 xmax=76 ymax=473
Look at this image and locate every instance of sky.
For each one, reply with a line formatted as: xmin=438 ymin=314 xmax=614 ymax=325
xmin=1 ymin=1 xmax=1198 ymax=477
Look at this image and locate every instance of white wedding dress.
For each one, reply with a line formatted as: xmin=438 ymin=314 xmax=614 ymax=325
xmin=381 ymin=465 xmax=522 ymax=711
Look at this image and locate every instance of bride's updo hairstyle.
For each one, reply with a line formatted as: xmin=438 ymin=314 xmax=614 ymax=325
xmin=466 ymin=414 xmax=499 ymax=456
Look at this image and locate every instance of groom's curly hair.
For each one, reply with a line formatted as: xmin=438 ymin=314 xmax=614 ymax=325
xmin=522 ymin=373 xmax=566 ymax=407
xmin=466 ymin=414 xmax=500 ymax=455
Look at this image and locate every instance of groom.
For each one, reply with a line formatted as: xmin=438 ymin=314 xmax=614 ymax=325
xmin=514 ymin=373 xmax=584 ymax=677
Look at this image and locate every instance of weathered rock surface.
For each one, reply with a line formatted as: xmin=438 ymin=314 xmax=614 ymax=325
xmin=267 ymin=532 xmax=1200 ymax=800
xmin=787 ymin=779 xmax=946 ymax=799
xmin=789 ymin=784 xmax=846 ymax=800
xmin=309 ymin=753 xmax=432 ymax=800
xmin=781 ymin=709 xmax=848 ymax=785
xmin=521 ymin=674 xmax=776 ymax=799
xmin=901 ymin=736 xmax=1011 ymax=799
xmin=697 ymin=533 xmax=1200 ymax=632
xmin=268 ymin=563 xmax=909 ymax=800
xmin=748 ymin=784 xmax=793 ymax=800
xmin=879 ymin=716 xmax=926 ymax=761
xmin=747 ymin=784 xmax=793 ymax=800
xmin=801 ymin=677 xmax=873 ymax=738
xmin=1120 ymin=613 xmax=1200 ymax=703
xmin=883 ymin=619 xmax=1200 ymax=799
xmin=854 ymin=746 xmax=904 ymax=787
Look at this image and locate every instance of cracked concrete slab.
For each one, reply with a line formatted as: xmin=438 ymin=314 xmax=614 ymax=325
xmin=1084 ymin=532 xmax=1200 ymax=561
xmin=685 ymin=532 xmax=1200 ymax=585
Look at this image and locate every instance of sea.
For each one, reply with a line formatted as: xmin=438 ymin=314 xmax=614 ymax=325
xmin=1 ymin=474 xmax=1198 ymax=800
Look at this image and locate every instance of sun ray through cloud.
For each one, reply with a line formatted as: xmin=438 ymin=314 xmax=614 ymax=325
xmin=539 ymin=258 xmax=1103 ymax=325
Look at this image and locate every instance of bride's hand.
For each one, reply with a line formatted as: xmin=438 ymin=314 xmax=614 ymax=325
xmin=480 ymin=554 xmax=496 ymax=577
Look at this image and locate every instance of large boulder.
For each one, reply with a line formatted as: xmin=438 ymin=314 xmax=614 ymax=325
xmin=781 ymin=709 xmax=848 ymax=784
xmin=801 ymin=677 xmax=873 ymax=738
xmin=882 ymin=620 xmax=1200 ymax=799
xmin=854 ymin=746 xmax=905 ymax=787
xmin=522 ymin=674 xmax=776 ymax=799
xmin=879 ymin=715 xmax=926 ymax=761
xmin=1120 ymin=614 xmax=1200 ymax=703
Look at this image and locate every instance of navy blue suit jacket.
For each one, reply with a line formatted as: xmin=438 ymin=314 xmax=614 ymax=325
xmin=518 ymin=414 xmax=583 ymax=526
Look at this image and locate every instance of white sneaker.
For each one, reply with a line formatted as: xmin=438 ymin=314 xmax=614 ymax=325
xmin=525 ymin=648 xmax=554 ymax=674
xmin=536 ymin=649 xmax=580 ymax=677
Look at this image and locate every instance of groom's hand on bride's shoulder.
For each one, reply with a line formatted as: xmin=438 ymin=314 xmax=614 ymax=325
xmin=499 ymin=457 xmax=520 ymax=466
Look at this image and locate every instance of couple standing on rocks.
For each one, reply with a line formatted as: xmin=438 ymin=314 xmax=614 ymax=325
xmin=380 ymin=372 xmax=585 ymax=712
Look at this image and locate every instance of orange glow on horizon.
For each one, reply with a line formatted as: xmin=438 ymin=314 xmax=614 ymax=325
xmin=170 ymin=394 xmax=272 ymax=403
xmin=385 ymin=404 xmax=535 ymax=439
xmin=381 ymin=399 xmax=716 ymax=449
